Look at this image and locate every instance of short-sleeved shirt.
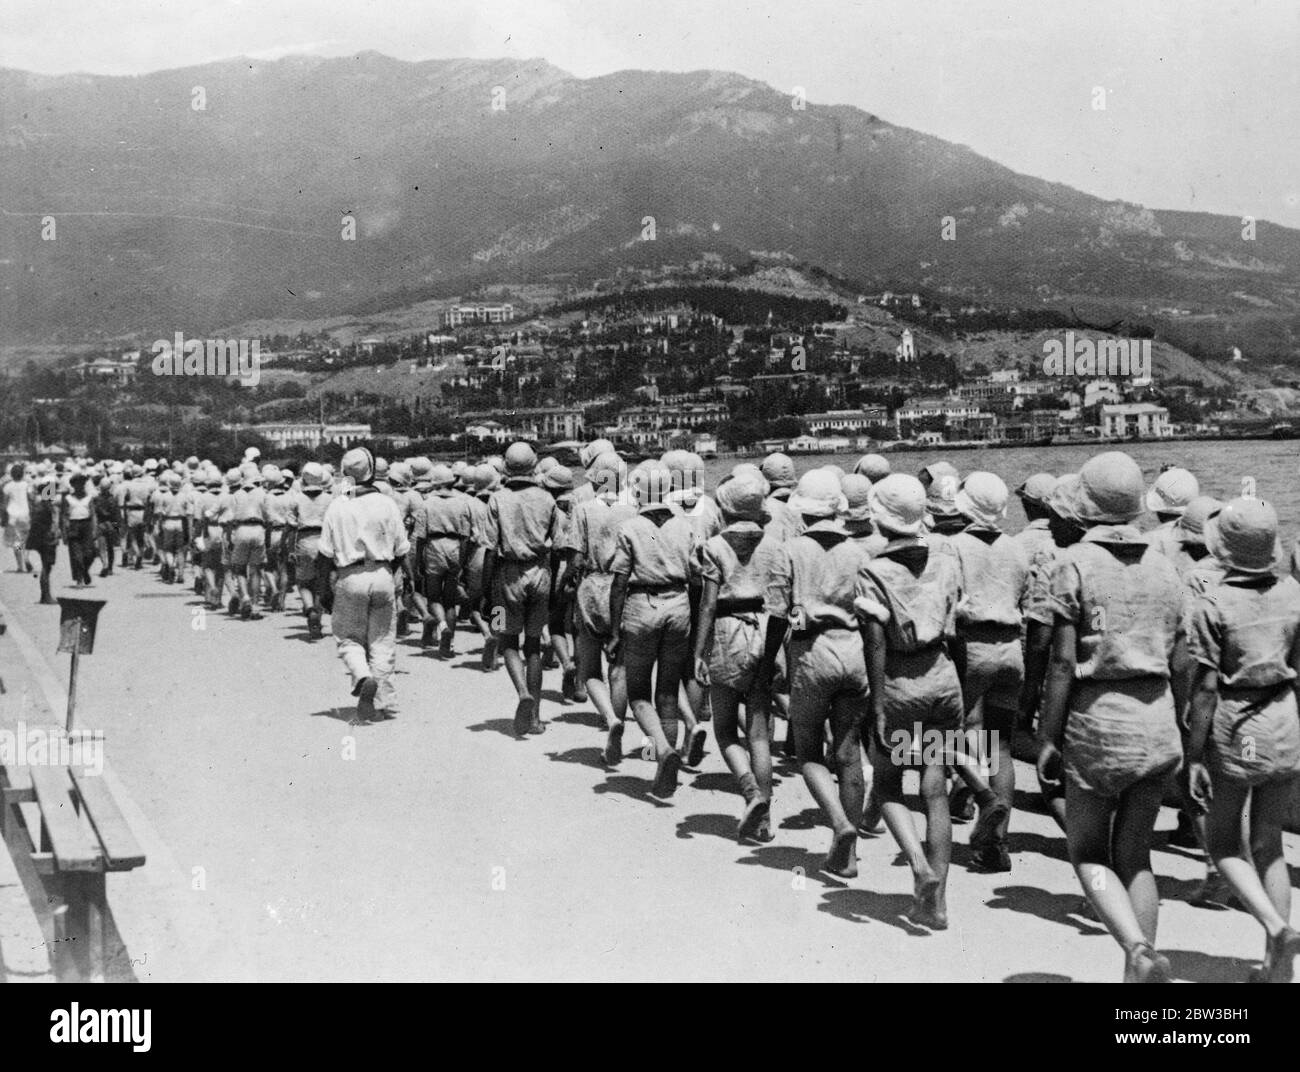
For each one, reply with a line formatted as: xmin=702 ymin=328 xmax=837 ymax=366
xmin=765 ymin=520 xmax=870 ymax=630
xmin=1048 ymin=525 xmax=1185 ymax=681
xmin=399 ymin=488 xmax=424 ymax=533
xmin=670 ymin=492 xmax=723 ymax=544
xmin=1145 ymin=520 xmax=1181 ymax=560
xmin=318 ymin=488 xmax=411 ymax=567
xmin=163 ymin=486 xmax=198 ymax=520
xmin=561 ymin=496 xmax=638 ymax=573
xmin=416 ymin=489 xmax=474 ymax=541
xmin=263 ymin=489 xmax=293 ymax=527
xmin=610 ymin=505 xmax=696 ymax=586
xmin=123 ymin=478 xmax=152 ymax=509
xmin=63 ymin=491 xmax=95 ymax=522
xmin=1013 ymin=518 xmax=1054 ymax=562
xmin=1022 ymin=544 xmax=1062 ymax=626
xmin=700 ymin=522 xmax=783 ymax=603
xmin=466 ymin=494 xmax=492 ymax=548
xmin=949 ymin=526 xmax=1030 ymax=629
xmin=484 ymin=480 xmax=560 ymax=561
xmin=1187 ymin=574 xmax=1300 ymax=689
xmin=855 ymin=542 xmax=961 ymax=653
xmin=764 ymin=495 xmax=803 ymax=543
xmin=221 ymin=487 xmax=268 ymax=525
xmin=288 ymin=488 xmax=333 ymax=529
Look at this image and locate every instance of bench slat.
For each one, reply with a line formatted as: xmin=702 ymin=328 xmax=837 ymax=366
xmin=70 ymin=769 xmax=146 ymax=871
xmin=0 ymin=763 xmax=34 ymax=805
xmin=28 ymin=767 xmax=102 ymax=872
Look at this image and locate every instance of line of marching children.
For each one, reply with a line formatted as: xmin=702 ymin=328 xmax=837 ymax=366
xmin=5 ymin=443 xmax=1300 ymax=983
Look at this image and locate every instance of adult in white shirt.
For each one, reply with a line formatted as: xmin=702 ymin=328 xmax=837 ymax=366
xmin=3 ymin=464 xmax=32 ymax=573
xmin=317 ymin=448 xmax=410 ymax=722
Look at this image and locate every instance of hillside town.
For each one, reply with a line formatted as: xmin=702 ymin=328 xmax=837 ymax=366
xmin=0 ymin=279 xmax=1267 ymax=464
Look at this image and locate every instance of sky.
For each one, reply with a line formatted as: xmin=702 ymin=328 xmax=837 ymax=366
xmin=3 ymin=0 xmax=1297 ymax=228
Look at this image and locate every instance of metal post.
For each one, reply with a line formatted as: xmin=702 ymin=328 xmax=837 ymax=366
xmin=65 ymin=642 xmax=80 ymax=734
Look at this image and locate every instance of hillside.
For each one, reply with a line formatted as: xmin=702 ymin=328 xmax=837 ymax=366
xmin=4 ymin=53 xmax=1300 ymax=347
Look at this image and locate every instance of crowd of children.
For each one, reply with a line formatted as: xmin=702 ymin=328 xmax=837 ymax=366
xmin=3 ymin=443 xmax=1299 ymax=982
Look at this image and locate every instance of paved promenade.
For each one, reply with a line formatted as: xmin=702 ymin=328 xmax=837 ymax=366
xmin=0 ymin=562 xmax=1292 ymax=982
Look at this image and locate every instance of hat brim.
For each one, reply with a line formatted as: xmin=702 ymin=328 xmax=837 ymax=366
xmin=788 ymin=492 xmax=843 ymax=519
xmin=1145 ymin=487 xmax=1184 ymax=515
xmin=954 ymin=489 xmax=1005 ymax=528
xmin=1204 ymin=517 xmax=1284 ymax=574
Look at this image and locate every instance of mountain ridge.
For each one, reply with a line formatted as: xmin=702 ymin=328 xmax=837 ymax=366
xmin=2 ymin=53 xmax=1298 ymax=343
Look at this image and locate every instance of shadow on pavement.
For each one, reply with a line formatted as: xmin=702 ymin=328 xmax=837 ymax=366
xmin=308 ymin=707 xmax=365 ymax=725
xmin=817 ymin=887 xmax=932 ymax=935
xmin=733 ymin=842 xmax=840 ymax=885
xmin=1157 ymin=874 xmax=1231 ymax=908
xmin=466 ymin=718 xmax=519 ymax=737
xmin=984 ymin=885 xmax=1108 ymax=937
xmin=778 ymin=806 xmax=823 ymax=831
xmin=546 ymin=746 xmax=606 ymax=770
xmin=592 ymin=774 xmax=672 ymax=808
xmin=1004 ymin=971 xmax=1073 ymax=983
xmin=687 ymin=772 xmax=734 ymax=794
xmin=1164 ymin=947 xmax=1255 ymax=983
xmin=674 ymin=812 xmax=736 ymax=841
xmin=551 ymin=709 xmax=604 ymax=729
xmin=1012 ymin=788 xmax=1050 ymax=816
xmin=1004 ymin=829 xmax=1070 ymax=863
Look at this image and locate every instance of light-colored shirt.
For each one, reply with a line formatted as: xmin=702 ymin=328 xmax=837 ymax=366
xmin=766 ymin=520 xmax=870 ymax=631
xmin=610 ymin=505 xmax=696 ymax=586
xmin=415 ymin=489 xmax=474 ymax=541
xmin=287 ymin=488 xmax=333 ymax=529
xmin=1048 ymin=525 xmax=1185 ymax=681
xmin=2 ymin=479 xmax=30 ymax=524
xmin=949 ymin=526 xmax=1030 ymax=629
xmin=856 ymin=542 xmax=962 ymax=653
xmin=1013 ymin=518 xmax=1054 ymax=562
xmin=699 ymin=522 xmax=783 ymax=604
xmin=484 ymin=480 xmax=560 ymax=561
xmin=561 ymin=496 xmax=638 ymax=573
xmin=1188 ymin=574 xmax=1300 ymax=689
xmin=318 ymin=488 xmax=410 ymax=567
xmin=220 ymin=487 xmax=267 ymax=525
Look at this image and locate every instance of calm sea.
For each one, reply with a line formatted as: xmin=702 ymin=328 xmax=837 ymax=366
xmin=703 ymin=439 xmax=1300 ymax=538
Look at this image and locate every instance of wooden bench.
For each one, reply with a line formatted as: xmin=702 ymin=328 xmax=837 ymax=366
xmin=0 ymin=754 xmax=146 ymax=981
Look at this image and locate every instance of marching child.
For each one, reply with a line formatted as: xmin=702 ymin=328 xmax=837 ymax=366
xmin=693 ymin=468 xmax=783 ymax=841
xmin=1185 ymin=497 xmax=1300 ymax=982
xmin=855 ymin=473 xmax=1006 ymax=928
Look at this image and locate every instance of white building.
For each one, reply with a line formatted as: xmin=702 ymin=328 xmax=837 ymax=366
xmin=444 ymin=303 xmax=516 ymax=327
xmin=804 ymin=408 xmax=890 ymax=435
xmin=1099 ymin=404 xmax=1171 ymax=440
xmin=895 ymin=329 xmax=916 ymax=363
xmin=234 ymin=422 xmax=372 ymax=450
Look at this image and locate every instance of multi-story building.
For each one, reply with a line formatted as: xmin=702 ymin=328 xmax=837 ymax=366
xmin=444 ymin=303 xmax=516 ymax=327
xmin=957 ymin=382 xmax=1018 ymax=414
xmin=460 ymin=406 xmax=584 ymax=442
xmin=228 ymin=422 xmax=372 ymax=450
xmin=803 ymin=408 xmax=890 ymax=435
xmin=622 ymin=403 xmax=729 ymax=431
xmin=1099 ymin=403 xmax=1172 ymax=440
xmin=71 ymin=355 xmax=139 ymax=386
xmin=894 ymin=397 xmax=981 ymax=425
xmin=1000 ymin=409 xmax=1061 ymax=443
